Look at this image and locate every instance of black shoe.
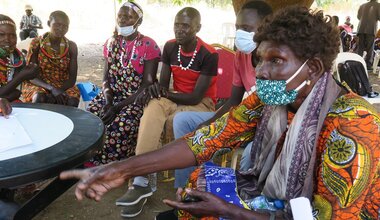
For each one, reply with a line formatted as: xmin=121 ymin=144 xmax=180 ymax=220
xmin=368 ymin=91 xmax=379 ymax=98
xmin=155 ymin=209 xmax=178 ymax=220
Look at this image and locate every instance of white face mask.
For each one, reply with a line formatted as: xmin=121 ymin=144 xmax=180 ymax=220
xmin=235 ymin=29 xmax=256 ymax=54
xmin=117 ymin=19 xmax=139 ymax=37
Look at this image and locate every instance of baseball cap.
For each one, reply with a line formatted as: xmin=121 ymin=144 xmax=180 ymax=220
xmin=25 ymin=5 xmax=33 ymax=11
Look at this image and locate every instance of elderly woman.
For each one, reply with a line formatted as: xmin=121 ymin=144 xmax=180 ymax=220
xmin=61 ymin=6 xmax=380 ymax=220
xmin=22 ymin=11 xmax=80 ymax=106
xmin=0 ymin=14 xmax=38 ymax=103
xmin=85 ymin=2 xmax=160 ymax=167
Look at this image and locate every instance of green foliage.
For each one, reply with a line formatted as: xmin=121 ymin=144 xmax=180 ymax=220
xmin=315 ymin=0 xmax=337 ymax=8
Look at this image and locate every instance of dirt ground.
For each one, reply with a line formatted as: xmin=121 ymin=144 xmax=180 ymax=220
xmin=32 ymin=44 xmax=380 ymax=220
xmin=34 ymin=172 xmax=178 ymax=220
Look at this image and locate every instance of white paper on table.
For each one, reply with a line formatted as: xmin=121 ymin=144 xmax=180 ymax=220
xmin=0 ymin=115 xmax=33 ymax=152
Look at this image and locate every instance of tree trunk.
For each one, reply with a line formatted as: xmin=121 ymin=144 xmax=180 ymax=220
xmin=232 ymin=0 xmax=314 ymax=15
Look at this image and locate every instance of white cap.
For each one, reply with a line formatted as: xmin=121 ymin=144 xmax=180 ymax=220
xmin=25 ymin=4 xmax=33 ymax=11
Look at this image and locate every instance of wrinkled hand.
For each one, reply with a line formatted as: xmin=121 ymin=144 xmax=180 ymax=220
xmin=147 ymin=81 xmax=162 ymax=99
xmin=163 ymin=188 xmax=229 ymax=218
xmin=0 ymin=98 xmax=12 ymax=118
xmin=50 ymin=87 xmax=67 ymax=104
xmin=100 ymin=103 xmax=112 ymax=116
xmin=101 ymin=105 xmax=118 ymax=125
xmin=134 ymin=88 xmax=152 ymax=106
xmin=59 ymin=162 xmax=128 ymax=201
xmin=20 ymin=62 xmax=39 ymax=80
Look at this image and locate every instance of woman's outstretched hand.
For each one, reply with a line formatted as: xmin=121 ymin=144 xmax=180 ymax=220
xmin=59 ymin=162 xmax=128 ymax=201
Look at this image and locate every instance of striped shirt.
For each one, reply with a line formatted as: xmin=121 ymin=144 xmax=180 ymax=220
xmin=20 ymin=14 xmax=42 ymax=30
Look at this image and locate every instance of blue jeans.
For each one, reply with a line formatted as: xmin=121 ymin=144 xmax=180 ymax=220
xmin=173 ymin=111 xmax=253 ymax=187
xmin=173 ymin=111 xmax=215 ymax=188
xmin=239 ymin=141 xmax=252 ymax=171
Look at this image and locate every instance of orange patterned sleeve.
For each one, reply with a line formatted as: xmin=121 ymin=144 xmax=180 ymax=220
xmin=313 ymin=93 xmax=380 ymax=220
xmin=26 ymin=37 xmax=40 ymax=64
xmin=184 ymin=92 xmax=264 ymax=165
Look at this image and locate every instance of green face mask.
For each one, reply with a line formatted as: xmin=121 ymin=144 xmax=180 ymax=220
xmin=256 ymin=60 xmax=309 ymax=106
xmin=0 ymin=46 xmax=14 ymax=59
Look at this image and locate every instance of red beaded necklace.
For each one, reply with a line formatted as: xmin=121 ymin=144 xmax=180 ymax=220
xmin=0 ymin=49 xmax=24 ymax=68
xmin=40 ymin=33 xmax=69 ymax=59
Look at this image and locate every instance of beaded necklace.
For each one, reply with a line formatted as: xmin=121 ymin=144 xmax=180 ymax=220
xmin=0 ymin=49 xmax=24 ymax=82
xmin=177 ymin=41 xmax=198 ymax=71
xmin=40 ymin=33 xmax=69 ymax=60
xmin=119 ymin=34 xmax=139 ymax=69
xmin=0 ymin=49 xmax=23 ymax=68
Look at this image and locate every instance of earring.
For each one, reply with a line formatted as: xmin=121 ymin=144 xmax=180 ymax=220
xmin=306 ymin=80 xmax=311 ymax=85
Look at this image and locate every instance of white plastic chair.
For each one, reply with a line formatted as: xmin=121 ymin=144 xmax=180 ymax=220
xmin=334 ymin=52 xmax=380 ymax=104
xmin=372 ymin=50 xmax=380 ymax=77
xmin=221 ymin=22 xmax=235 ymax=49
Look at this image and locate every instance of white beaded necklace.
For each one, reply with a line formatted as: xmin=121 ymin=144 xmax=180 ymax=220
xmin=120 ymin=37 xmax=138 ymax=69
xmin=177 ymin=43 xmax=198 ymax=71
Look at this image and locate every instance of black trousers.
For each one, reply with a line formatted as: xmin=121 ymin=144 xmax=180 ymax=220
xmin=357 ymin=33 xmax=375 ymax=67
xmin=19 ymin=29 xmax=38 ymax=40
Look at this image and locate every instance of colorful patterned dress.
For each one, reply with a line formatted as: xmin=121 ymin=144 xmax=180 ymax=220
xmin=87 ymin=33 xmax=161 ymax=166
xmin=0 ymin=48 xmax=25 ymax=100
xmin=21 ymin=32 xmax=80 ymax=102
xmin=183 ymin=92 xmax=380 ymax=219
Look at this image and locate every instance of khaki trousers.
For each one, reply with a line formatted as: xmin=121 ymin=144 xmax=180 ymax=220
xmin=135 ymin=97 xmax=214 ymax=155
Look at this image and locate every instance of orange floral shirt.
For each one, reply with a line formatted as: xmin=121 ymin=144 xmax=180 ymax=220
xmin=184 ymin=92 xmax=380 ymax=220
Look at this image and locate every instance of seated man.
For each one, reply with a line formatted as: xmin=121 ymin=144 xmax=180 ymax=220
xmin=19 ymin=5 xmax=42 ymax=40
xmin=115 ymin=7 xmax=218 ymax=217
xmin=173 ymin=0 xmax=273 ymax=189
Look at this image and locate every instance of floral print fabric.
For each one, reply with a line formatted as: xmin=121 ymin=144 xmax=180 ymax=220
xmin=184 ymin=92 xmax=380 ymax=219
xmin=21 ymin=33 xmax=80 ymax=102
xmin=88 ymin=34 xmax=160 ymax=165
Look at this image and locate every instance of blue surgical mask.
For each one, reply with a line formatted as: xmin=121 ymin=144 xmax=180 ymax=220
xmin=256 ymin=60 xmax=309 ymax=105
xmin=117 ymin=19 xmax=139 ymax=37
xmin=235 ymin=29 xmax=256 ymax=54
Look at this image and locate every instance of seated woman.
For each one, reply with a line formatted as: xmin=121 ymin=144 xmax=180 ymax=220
xmin=60 ymin=6 xmax=380 ymax=220
xmin=85 ymin=2 xmax=160 ymax=167
xmin=0 ymin=14 xmax=38 ymax=103
xmin=0 ymin=14 xmax=39 ymax=220
xmin=21 ymin=11 xmax=80 ymax=107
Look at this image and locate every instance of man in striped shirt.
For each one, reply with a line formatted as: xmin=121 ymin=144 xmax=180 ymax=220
xmin=19 ymin=5 xmax=42 ymax=40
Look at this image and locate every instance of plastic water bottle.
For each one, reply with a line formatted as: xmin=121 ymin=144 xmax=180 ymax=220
xmin=248 ymin=195 xmax=285 ymax=212
xmin=148 ymin=173 xmax=157 ymax=192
